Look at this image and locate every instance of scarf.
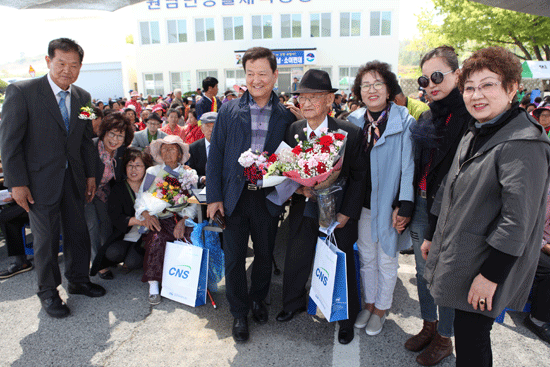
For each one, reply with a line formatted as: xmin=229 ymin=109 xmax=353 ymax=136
xmin=97 ymin=140 xmax=117 ymax=203
xmin=362 ymin=103 xmax=391 ymax=152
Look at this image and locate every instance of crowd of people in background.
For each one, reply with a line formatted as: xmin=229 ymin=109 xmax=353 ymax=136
xmin=1 ymin=38 xmax=550 ymax=367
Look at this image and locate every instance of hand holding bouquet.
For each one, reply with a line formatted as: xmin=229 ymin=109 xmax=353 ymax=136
xmin=283 ymin=128 xmax=347 ymax=190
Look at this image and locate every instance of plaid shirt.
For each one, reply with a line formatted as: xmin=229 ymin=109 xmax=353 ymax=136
xmin=249 ymin=98 xmax=272 ymax=153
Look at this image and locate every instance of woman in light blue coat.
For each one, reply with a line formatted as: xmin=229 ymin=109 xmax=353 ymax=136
xmin=348 ymin=61 xmax=415 ymax=336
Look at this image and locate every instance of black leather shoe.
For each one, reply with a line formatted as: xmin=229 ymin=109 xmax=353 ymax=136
xmin=67 ymin=282 xmax=106 ymax=298
xmin=524 ymin=315 xmax=550 ymax=344
xmin=251 ymin=300 xmax=268 ymax=324
xmin=41 ymin=295 xmax=70 ymax=319
xmin=232 ymin=317 xmax=249 ymax=343
xmin=338 ymin=327 xmax=355 ymax=344
xmin=98 ymin=270 xmax=114 ymax=280
xmin=276 ymin=306 xmax=307 ymax=322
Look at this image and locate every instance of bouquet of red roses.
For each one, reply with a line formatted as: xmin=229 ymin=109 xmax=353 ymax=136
xmin=238 ymin=144 xmax=293 ymax=188
xmin=283 ymin=128 xmax=347 ymax=190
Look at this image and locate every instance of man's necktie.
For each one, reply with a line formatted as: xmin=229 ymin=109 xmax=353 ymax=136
xmin=58 ymin=91 xmax=70 ymax=132
xmin=309 ymin=131 xmax=317 ymax=140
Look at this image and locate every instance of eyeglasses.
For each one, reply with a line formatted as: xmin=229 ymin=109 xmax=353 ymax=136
xmin=417 ymin=70 xmax=454 ymax=88
xmin=107 ymin=131 xmax=125 ymax=141
xmin=297 ymin=94 xmax=328 ymax=104
xmin=360 ymin=82 xmax=385 ymax=91
xmin=127 ymin=164 xmax=145 ymax=170
xmin=463 ymin=82 xmax=502 ymax=97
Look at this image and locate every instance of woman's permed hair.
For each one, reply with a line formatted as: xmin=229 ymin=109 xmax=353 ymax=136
xmin=352 ymin=60 xmax=400 ymax=103
xmin=99 ymin=111 xmax=135 ymax=146
xmin=458 ymin=46 xmax=522 ymax=95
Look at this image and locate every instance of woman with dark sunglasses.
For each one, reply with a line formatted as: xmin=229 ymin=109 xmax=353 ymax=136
xmin=405 ymin=46 xmax=472 ymax=366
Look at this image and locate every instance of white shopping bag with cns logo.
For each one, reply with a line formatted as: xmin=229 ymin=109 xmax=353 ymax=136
xmin=161 ymin=240 xmax=208 ymax=307
xmin=308 ymin=234 xmax=348 ymax=322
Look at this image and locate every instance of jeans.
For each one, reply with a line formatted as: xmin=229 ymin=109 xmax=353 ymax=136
xmin=410 ymin=195 xmax=454 ymax=337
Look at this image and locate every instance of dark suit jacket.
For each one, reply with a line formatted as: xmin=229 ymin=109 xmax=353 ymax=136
xmin=188 ymin=138 xmax=207 ymax=177
xmin=207 ymin=91 xmax=296 ymax=217
xmin=0 ymin=75 xmax=96 ymax=205
xmin=284 ymin=116 xmax=366 ymax=220
xmin=196 ymin=95 xmax=223 ymax=119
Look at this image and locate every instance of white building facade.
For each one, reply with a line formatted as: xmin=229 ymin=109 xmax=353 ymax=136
xmin=132 ymin=0 xmax=400 ymax=97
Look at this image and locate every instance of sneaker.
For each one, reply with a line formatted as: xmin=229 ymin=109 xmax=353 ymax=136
xmin=354 ymin=309 xmax=372 ymax=328
xmin=365 ymin=313 xmax=386 ymax=336
xmin=148 ymin=294 xmax=161 ymax=305
xmin=0 ymin=261 xmax=33 ymax=279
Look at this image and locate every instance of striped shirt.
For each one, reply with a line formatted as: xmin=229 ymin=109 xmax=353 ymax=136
xmin=250 ymin=98 xmax=272 ymax=153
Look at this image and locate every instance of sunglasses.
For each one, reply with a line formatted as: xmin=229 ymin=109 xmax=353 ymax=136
xmin=417 ymin=70 xmax=454 ymax=88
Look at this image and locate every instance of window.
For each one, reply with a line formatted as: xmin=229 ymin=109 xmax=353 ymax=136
xmin=225 ymin=69 xmax=246 ymax=91
xmin=170 ymin=71 xmax=192 ymax=92
xmin=310 ymin=13 xmax=331 ymax=38
xmin=195 ymin=18 xmax=215 ymax=42
xmin=370 ymin=11 xmax=391 ymax=36
xmin=252 ymin=15 xmax=272 ymax=39
xmin=339 ymin=66 xmax=360 ymax=90
xmin=340 ymin=12 xmax=361 ymax=37
xmin=281 ymin=14 xmax=301 ymax=39
xmin=223 ymin=16 xmax=244 ymax=41
xmin=144 ymin=73 xmax=164 ymax=96
xmin=167 ymin=20 xmax=187 ymax=43
xmin=197 ymin=70 xmax=218 ymax=86
xmin=140 ymin=21 xmax=160 ymax=45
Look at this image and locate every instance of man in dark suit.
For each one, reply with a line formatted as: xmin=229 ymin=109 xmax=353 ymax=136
xmin=275 ymin=69 xmax=366 ymax=345
xmin=187 ymin=111 xmax=216 ymax=187
xmin=195 ymin=76 xmax=222 ymax=119
xmin=207 ymin=47 xmax=296 ymax=343
xmin=0 ymin=38 xmax=105 ymax=319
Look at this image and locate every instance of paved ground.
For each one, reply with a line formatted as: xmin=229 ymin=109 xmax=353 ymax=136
xmin=0 ymin=216 xmax=548 ymax=367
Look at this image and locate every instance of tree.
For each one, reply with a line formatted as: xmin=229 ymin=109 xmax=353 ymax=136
xmin=417 ymin=0 xmax=550 ymax=60
xmin=0 ymin=79 xmax=8 ymax=94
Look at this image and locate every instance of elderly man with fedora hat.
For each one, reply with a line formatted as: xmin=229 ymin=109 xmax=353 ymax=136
xmin=275 ymin=69 xmax=367 ymax=345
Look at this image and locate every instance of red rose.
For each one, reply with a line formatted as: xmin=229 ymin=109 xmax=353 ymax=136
xmin=82 ymin=111 xmax=90 ymax=117
xmin=305 ymin=147 xmax=314 ymax=153
xmin=321 ymin=146 xmax=330 ymax=153
xmin=317 ymin=162 xmax=327 ymax=174
xmin=334 ymin=133 xmax=345 ymax=141
xmin=319 ymin=135 xmax=333 ymax=147
xmin=292 ymin=145 xmax=302 ymax=155
xmin=268 ymin=154 xmax=277 ymax=163
xmin=304 ymin=163 xmax=310 ymax=176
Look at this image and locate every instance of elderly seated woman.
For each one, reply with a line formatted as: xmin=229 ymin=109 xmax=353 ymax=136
xmin=134 ymin=135 xmax=198 ymax=305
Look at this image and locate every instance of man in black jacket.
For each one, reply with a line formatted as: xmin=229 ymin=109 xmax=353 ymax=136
xmin=187 ymin=112 xmax=216 ymax=187
xmin=275 ymin=69 xmax=366 ymax=344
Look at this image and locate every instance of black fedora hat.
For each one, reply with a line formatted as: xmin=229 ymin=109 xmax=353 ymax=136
xmin=293 ymin=69 xmax=339 ymax=95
